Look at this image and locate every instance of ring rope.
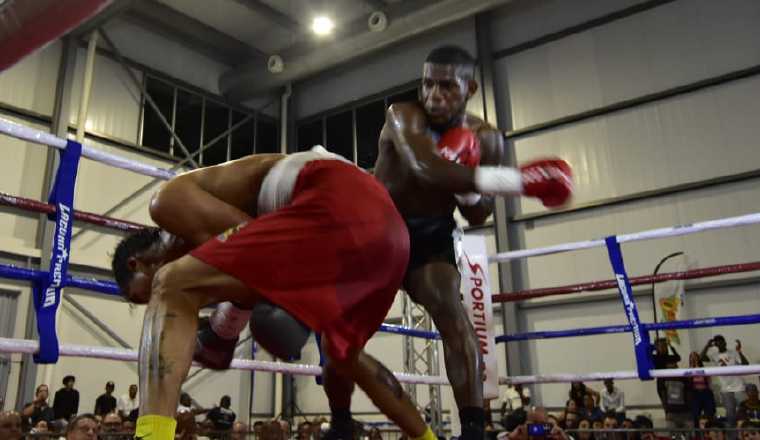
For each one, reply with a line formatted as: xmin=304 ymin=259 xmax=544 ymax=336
xmin=2 ymin=115 xmax=759 ymax=385
xmin=0 ymin=337 xmax=448 ymax=385
xmin=490 ymin=212 xmax=760 ymax=262
xmin=493 ymin=261 xmax=760 ymax=303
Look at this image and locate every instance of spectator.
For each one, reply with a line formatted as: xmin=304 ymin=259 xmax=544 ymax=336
xmin=661 ymin=375 xmax=692 ymax=430
xmin=369 ymin=427 xmax=383 ymax=440
xmin=698 ymin=415 xmax=713 ymax=430
xmin=743 ymin=420 xmax=760 ymax=440
xmin=502 ymin=384 xmax=532 ymax=417
xmin=601 ymin=414 xmax=619 ymax=440
xmin=53 ymin=375 xmax=79 ymax=422
xmin=621 ymin=419 xmax=635 ymax=440
xmin=739 ymin=384 xmax=760 ymax=421
xmin=297 ymin=421 xmax=313 ymax=440
xmin=580 ymin=394 xmax=604 ymax=422
xmin=689 ymin=352 xmax=717 ymax=425
xmin=632 ymin=415 xmax=668 ymax=440
xmin=118 ymin=384 xmax=138 ymax=421
xmin=576 ymin=418 xmax=593 ymax=440
xmin=22 ymin=384 xmax=55 ymax=428
xmin=178 ymin=391 xmax=209 ymax=421
xmin=253 ymin=420 xmax=265 ymax=439
xmin=562 ymin=399 xmax=580 ymax=422
xmin=175 ymin=410 xmax=197 ymax=440
xmin=66 ymin=414 xmax=99 ymax=440
xmin=504 ymin=407 xmax=569 ymax=440
xmin=592 ymin=419 xmax=603 ymax=434
xmin=704 ymin=419 xmax=726 ymax=440
xmin=32 ymin=419 xmax=50 ymax=435
xmin=207 ymin=395 xmax=236 ymax=432
xmin=94 ymin=381 xmax=117 ymax=416
xmin=123 ymin=419 xmax=136 ymax=435
xmin=701 ymin=336 xmax=750 ymax=434
xmin=600 ymin=379 xmax=625 ymax=423
xmin=653 ymin=338 xmax=681 ymax=411
xmin=564 ymin=411 xmax=580 ymax=431
xmin=0 ymin=411 xmax=23 ymax=440
xmin=100 ymin=412 xmax=122 ymax=439
xmin=231 ymin=421 xmax=248 ymax=440
xmin=570 ymin=382 xmax=599 ymax=408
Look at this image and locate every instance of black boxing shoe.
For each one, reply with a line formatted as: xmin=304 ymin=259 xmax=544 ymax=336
xmin=194 ymin=316 xmax=238 ymax=370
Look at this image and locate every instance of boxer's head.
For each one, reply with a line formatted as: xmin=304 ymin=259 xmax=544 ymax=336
xmin=112 ymin=227 xmax=167 ymax=304
xmin=421 ymin=45 xmax=477 ymax=129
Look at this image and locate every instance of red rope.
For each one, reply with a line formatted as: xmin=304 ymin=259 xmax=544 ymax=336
xmin=0 ymin=192 xmax=146 ymax=232
xmin=493 ymin=262 xmax=760 ymax=303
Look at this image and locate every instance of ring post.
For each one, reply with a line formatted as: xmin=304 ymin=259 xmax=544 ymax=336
xmin=605 ymin=236 xmax=654 ymax=380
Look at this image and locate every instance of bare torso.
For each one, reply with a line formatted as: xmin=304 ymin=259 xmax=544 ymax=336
xmin=374 ymin=102 xmax=496 ymax=218
xmin=179 ymin=153 xmax=286 ymax=217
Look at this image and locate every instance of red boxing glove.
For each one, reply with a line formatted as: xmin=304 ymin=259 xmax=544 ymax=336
xmin=520 ymin=158 xmax=573 ymax=207
xmin=437 ymin=127 xmax=481 ymax=167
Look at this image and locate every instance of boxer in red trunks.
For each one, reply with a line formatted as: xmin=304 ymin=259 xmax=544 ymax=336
xmin=110 ymin=148 xmax=434 ymax=440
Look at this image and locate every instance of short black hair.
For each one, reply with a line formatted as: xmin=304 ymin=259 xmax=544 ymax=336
xmin=111 ymin=227 xmax=161 ymax=295
xmin=63 ymin=375 xmax=75 ymax=385
xmin=425 ymin=45 xmax=476 ymax=77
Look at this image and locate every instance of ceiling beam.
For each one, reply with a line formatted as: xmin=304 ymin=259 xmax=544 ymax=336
xmin=230 ymin=0 xmax=302 ymax=32
xmin=125 ymin=0 xmax=266 ymax=66
xmin=362 ymin=0 xmax=388 ymax=11
xmin=72 ymin=0 xmax=139 ymax=36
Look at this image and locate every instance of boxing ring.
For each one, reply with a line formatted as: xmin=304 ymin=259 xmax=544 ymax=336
xmin=2 ymin=113 xmax=760 ymax=403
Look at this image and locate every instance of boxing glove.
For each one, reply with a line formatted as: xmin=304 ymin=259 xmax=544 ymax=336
xmin=437 ymin=127 xmax=483 ymax=206
xmin=437 ymin=127 xmax=481 ymax=167
xmin=474 ymin=157 xmax=573 ymax=208
xmin=193 ymin=302 xmax=251 ymax=370
xmin=249 ymin=301 xmax=310 ymax=360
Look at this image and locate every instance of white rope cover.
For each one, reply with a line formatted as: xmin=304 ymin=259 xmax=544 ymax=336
xmin=0 ymin=337 xmax=447 ymax=385
xmin=490 ymin=212 xmax=760 ymax=263
xmin=0 ymin=116 xmax=175 ymax=180
xmin=501 ymin=364 xmax=760 ymax=385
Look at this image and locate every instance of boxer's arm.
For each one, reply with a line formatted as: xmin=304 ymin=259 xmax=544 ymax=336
xmin=138 ymin=270 xmax=208 ymax=421
xmin=384 ymin=103 xmax=477 ymax=192
xmin=457 ymin=127 xmax=506 ymax=226
xmin=150 ymin=173 xmax=251 ymax=248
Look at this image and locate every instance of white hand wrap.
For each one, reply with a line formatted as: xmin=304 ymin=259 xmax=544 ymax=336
xmin=474 ymin=166 xmax=523 ymax=195
xmin=209 ymin=302 xmax=252 ymax=340
xmin=454 ymin=192 xmax=482 ymax=206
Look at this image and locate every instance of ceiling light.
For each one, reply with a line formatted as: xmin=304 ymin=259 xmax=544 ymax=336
xmin=312 ymin=16 xmax=334 ymax=36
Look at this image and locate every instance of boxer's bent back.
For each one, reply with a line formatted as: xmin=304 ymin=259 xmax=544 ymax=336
xmin=190 ymin=157 xmax=409 ymax=361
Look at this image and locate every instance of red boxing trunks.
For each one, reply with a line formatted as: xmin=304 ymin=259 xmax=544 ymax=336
xmin=190 ymin=154 xmax=409 ymax=361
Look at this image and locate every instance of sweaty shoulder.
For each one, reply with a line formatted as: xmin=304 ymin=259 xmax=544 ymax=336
xmin=466 ymin=113 xmax=504 ymax=165
xmin=386 ymin=101 xmax=427 ymax=127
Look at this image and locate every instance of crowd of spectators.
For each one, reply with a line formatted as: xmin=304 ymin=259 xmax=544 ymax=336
xmin=1 ymin=335 xmax=757 ymax=439
xmin=493 ymin=336 xmax=759 ymax=440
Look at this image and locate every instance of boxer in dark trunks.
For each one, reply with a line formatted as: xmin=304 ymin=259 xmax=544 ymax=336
xmin=321 ymin=46 xmax=573 ymax=440
xmin=111 ymin=148 xmax=436 ymax=440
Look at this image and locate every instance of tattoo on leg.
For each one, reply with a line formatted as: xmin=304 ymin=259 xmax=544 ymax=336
xmin=375 ymin=361 xmax=404 ymax=400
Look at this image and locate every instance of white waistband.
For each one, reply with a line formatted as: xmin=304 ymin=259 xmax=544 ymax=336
xmin=257 ymin=146 xmax=350 ymax=215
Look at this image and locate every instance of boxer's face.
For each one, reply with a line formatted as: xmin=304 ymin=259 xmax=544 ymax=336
xmin=126 ymin=252 xmax=166 ymax=304
xmin=421 ymin=62 xmax=477 ymax=126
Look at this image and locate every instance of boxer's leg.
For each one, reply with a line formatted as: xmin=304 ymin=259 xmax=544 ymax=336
xmin=404 ymin=260 xmax=484 ymax=439
xmin=321 ymin=361 xmax=356 ymax=438
xmin=320 ymin=336 xmax=433 ymax=440
xmin=137 ymin=255 xmax=252 ymax=439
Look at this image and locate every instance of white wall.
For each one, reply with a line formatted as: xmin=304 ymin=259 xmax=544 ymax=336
xmin=488 ymin=0 xmax=760 ymax=419
xmin=293 ymin=17 xmax=483 ymax=120
xmin=102 ymin=19 xmax=229 ymax=95
xmin=0 ymin=22 xmax=267 ymax=418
